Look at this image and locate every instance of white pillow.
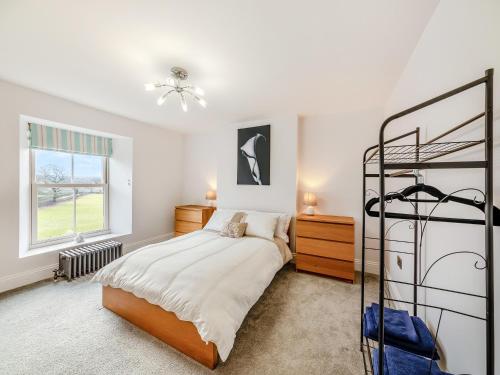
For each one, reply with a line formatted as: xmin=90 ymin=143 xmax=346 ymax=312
xmin=240 ymin=210 xmax=291 ymax=243
xmin=203 ymin=209 xmax=238 ymax=232
xmin=276 ymin=214 xmax=291 ymax=243
xmin=243 ymin=212 xmax=278 ymax=241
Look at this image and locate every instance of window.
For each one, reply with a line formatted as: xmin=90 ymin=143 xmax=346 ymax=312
xmin=31 ymin=149 xmax=109 ymax=246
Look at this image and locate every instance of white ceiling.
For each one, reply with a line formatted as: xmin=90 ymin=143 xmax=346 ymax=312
xmin=0 ymin=0 xmax=438 ymax=133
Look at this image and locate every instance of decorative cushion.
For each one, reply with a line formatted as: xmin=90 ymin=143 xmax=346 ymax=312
xmin=275 ymin=213 xmax=291 ymax=242
xmin=229 ymin=212 xmax=246 ymax=223
xmin=220 ymin=222 xmax=248 ymax=238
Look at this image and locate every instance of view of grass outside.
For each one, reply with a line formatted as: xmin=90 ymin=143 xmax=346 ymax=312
xmin=37 ymin=193 xmax=104 ymax=240
xmin=76 ymin=193 xmax=104 ymax=233
xmin=33 ymin=150 xmax=106 ymax=242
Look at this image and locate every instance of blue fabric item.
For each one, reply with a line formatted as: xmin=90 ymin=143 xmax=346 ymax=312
xmin=411 ymin=316 xmax=439 ymax=359
xmin=370 ymin=303 xmax=419 ymax=344
xmin=364 ymin=306 xmax=439 ymax=359
xmin=372 ymin=346 xmax=452 ymax=375
xmin=372 ymin=348 xmax=389 ymax=375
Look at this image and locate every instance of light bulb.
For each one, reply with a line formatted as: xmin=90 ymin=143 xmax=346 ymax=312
xmin=157 ymin=95 xmax=167 ymax=106
xmin=181 ymin=95 xmax=188 ymax=112
xmin=144 ymin=83 xmax=155 ymax=91
xmin=198 ymin=98 xmax=207 ymax=108
xmin=193 ymin=86 xmax=205 ymax=96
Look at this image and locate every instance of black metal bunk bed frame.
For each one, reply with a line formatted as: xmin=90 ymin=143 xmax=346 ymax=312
xmin=360 ymin=69 xmax=495 ymax=375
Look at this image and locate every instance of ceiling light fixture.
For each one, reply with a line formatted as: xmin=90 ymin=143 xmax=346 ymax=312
xmin=145 ymin=67 xmax=206 ymax=112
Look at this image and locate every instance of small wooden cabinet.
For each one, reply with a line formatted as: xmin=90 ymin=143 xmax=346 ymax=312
xmin=175 ymin=205 xmax=215 ymax=237
xmin=295 ymin=214 xmax=355 ymax=282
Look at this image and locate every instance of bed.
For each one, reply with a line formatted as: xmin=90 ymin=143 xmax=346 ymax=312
xmin=93 ymin=225 xmax=292 ymax=368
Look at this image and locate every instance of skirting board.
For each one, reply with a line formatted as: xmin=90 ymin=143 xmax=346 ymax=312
xmin=0 ymin=263 xmax=58 ymax=294
xmin=354 ymin=259 xmax=379 ymax=275
xmin=0 ymin=232 xmax=174 ymax=293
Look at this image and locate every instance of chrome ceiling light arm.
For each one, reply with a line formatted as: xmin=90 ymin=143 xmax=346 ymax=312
xmin=183 ymin=90 xmax=207 ymax=108
xmin=156 ymin=89 xmax=175 ymax=106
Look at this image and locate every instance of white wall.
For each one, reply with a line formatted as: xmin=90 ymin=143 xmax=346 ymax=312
xmin=298 ymin=110 xmax=383 ymax=272
xmin=384 ymin=1 xmax=500 ymax=373
xmin=181 ymin=133 xmax=218 ymax=205
xmin=108 ymin=136 xmax=133 ymax=237
xmin=0 ymin=80 xmax=184 ymax=292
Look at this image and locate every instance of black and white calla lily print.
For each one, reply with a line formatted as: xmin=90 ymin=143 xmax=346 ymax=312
xmin=237 ymin=125 xmax=270 ymax=185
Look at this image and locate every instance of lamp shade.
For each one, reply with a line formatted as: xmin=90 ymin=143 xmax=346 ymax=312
xmin=205 ymin=190 xmax=217 ymax=200
xmin=303 ymin=192 xmax=317 ymax=206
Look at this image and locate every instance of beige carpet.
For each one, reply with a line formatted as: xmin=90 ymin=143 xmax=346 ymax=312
xmin=0 ymin=264 xmax=377 ymax=375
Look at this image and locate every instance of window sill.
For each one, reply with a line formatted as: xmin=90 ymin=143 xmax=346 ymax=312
xmin=21 ymin=233 xmax=128 ymax=258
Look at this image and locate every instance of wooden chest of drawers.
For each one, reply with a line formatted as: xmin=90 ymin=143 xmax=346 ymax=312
xmin=295 ymin=214 xmax=355 ymax=282
xmin=175 ymin=205 xmax=215 ymax=237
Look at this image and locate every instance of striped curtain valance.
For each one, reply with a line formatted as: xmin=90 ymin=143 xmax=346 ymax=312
xmin=28 ymin=123 xmax=112 ymax=157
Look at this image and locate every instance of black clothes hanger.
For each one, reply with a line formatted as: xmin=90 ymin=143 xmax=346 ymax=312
xmin=365 ymin=183 xmax=500 ymax=226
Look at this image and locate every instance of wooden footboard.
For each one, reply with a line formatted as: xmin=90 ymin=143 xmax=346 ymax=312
xmin=102 ymin=286 xmax=218 ymax=369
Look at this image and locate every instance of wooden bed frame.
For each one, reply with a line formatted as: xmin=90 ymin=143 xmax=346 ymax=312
xmin=102 ymin=286 xmax=218 ymax=369
xmin=101 ymin=224 xmax=293 ymax=369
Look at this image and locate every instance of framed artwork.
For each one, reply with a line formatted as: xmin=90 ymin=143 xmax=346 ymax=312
xmin=237 ymin=124 xmax=270 ymax=185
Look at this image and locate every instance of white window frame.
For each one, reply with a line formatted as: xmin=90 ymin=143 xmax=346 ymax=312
xmin=29 ymin=149 xmax=110 ymax=249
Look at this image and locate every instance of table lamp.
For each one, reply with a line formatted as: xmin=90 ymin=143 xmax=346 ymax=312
xmin=205 ymin=190 xmax=217 ymax=207
xmin=303 ymin=192 xmax=317 ymax=215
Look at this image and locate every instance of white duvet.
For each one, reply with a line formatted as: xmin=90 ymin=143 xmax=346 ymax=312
xmin=93 ymin=230 xmax=290 ymax=361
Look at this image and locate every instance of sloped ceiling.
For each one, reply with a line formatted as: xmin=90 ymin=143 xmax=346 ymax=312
xmin=0 ymin=0 xmax=438 ymax=132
